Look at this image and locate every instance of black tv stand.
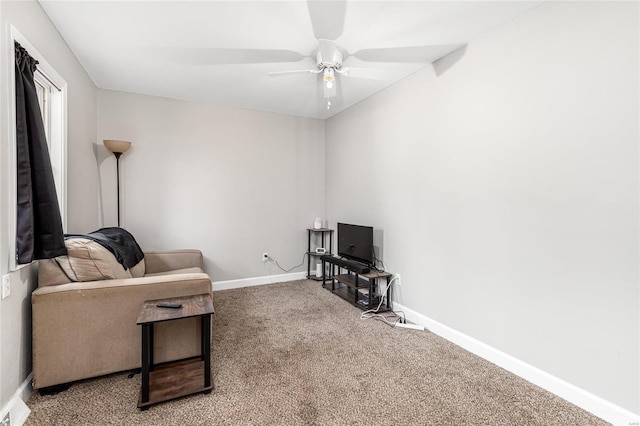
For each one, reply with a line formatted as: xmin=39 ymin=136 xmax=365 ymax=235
xmin=321 ymin=256 xmax=392 ymax=311
xmin=307 ymin=228 xmax=334 ymax=281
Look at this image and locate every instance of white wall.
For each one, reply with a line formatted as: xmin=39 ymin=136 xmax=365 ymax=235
xmin=97 ymin=90 xmax=325 ymax=281
xmin=0 ymin=0 xmax=98 ymax=413
xmin=325 ymin=1 xmax=638 ymax=414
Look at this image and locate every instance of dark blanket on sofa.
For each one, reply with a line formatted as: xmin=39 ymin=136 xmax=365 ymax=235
xmin=65 ymin=227 xmax=144 ymax=270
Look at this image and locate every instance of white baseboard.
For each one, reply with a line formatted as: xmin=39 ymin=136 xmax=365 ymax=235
xmin=393 ymin=302 xmax=639 ymax=426
xmin=0 ymin=373 xmax=32 ymax=426
xmin=213 ymin=271 xmax=307 ymax=291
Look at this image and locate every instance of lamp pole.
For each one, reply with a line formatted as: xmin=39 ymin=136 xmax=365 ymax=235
xmin=114 ymin=152 xmax=123 ymax=227
xmin=103 ymin=140 xmax=132 ymax=228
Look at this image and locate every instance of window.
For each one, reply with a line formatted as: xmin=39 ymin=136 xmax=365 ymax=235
xmin=33 ymin=70 xmax=65 ymax=216
xmin=34 ymin=75 xmax=48 ymax=131
xmin=9 ymin=27 xmax=67 ymax=270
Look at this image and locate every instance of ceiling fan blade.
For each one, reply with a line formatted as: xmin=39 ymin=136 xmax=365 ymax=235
xmin=352 ymin=44 xmax=464 ymax=64
xmin=268 ymin=69 xmax=321 ymax=77
xmin=307 ymin=0 xmax=347 ymax=41
xmin=162 ymin=48 xmax=305 ymax=65
xmin=336 ymin=67 xmax=386 ymax=81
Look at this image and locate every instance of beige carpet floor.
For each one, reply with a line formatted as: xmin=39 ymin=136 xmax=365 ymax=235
xmin=26 ymin=280 xmax=607 ymax=425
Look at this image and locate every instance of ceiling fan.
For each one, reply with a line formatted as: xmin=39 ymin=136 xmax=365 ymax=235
xmin=266 ymin=38 xmax=365 ymax=110
xmin=267 ymin=38 xmax=387 ymax=108
xmin=171 ymin=1 xmax=461 ymax=110
xmin=265 ymin=1 xmax=461 ymax=109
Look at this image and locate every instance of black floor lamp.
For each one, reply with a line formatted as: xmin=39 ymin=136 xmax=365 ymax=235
xmin=103 ymin=139 xmax=132 ymax=227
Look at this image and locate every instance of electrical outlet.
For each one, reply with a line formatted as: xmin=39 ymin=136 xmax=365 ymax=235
xmin=262 ymin=253 xmax=269 ymax=262
xmin=2 ymin=275 xmax=10 ymax=300
xmin=395 ymin=273 xmax=401 ymax=286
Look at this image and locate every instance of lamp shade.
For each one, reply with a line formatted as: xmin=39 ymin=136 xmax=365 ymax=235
xmin=103 ymin=139 xmax=131 ymax=154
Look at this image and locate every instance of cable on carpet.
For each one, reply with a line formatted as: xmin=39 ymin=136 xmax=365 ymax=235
xmin=360 ymin=276 xmax=407 ymax=328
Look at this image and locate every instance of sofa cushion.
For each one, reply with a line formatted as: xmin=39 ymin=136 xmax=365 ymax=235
xmin=55 ymin=238 xmax=133 ymax=281
xmin=38 ymin=259 xmax=74 ymax=287
xmin=144 ymin=267 xmax=203 ymax=277
xmin=130 ymin=258 xmax=146 ymax=278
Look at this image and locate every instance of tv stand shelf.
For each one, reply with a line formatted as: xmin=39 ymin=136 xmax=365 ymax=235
xmin=321 ymin=257 xmax=392 ymax=311
xmin=306 ymin=228 xmax=334 ymax=281
xmin=332 ymin=274 xmax=369 ymax=290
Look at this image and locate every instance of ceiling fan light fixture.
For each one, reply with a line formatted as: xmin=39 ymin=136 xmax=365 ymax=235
xmin=323 ymin=68 xmax=335 ymax=82
xmin=323 ymin=77 xmax=337 ymax=98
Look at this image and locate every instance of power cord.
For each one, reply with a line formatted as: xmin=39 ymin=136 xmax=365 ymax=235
xmin=372 ymin=247 xmax=386 ymax=271
xmin=360 ymin=276 xmax=407 ymax=328
xmin=266 ymin=251 xmax=410 ymax=329
xmin=266 ymin=252 xmax=308 ymax=273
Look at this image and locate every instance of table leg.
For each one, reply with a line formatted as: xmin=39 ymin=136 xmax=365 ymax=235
xmin=369 ymin=277 xmax=374 ymax=309
xmin=202 ymin=315 xmax=212 ymax=388
xmin=141 ymin=323 xmax=151 ymax=404
xmin=149 ymin=323 xmax=154 ymax=371
xmin=307 ymin=230 xmax=311 ymax=278
xmin=322 ymin=259 xmax=326 ymax=286
xmin=331 ymin=264 xmax=336 ymax=291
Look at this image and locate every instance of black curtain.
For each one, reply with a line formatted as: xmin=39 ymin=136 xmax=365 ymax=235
xmin=15 ymin=42 xmax=66 ymax=264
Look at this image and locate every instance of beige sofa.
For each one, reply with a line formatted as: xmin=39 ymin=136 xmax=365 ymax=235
xmin=32 ymin=245 xmax=212 ymax=390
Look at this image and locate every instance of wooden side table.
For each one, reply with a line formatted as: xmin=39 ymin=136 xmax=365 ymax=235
xmin=136 ymin=294 xmax=214 ymax=410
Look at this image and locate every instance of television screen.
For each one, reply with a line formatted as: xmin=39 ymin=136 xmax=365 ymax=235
xmin=337 ymin=223 xmax=374 ymax=265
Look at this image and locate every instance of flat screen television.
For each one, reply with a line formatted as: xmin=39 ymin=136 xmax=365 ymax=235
xmin=337 ymin=223 xmax=374 ymax=266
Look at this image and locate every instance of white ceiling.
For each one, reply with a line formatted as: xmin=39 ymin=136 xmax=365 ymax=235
xmin=38 ymin=1 xmax=542 ymax=119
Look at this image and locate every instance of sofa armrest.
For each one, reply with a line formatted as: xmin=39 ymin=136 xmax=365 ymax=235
xmin=143 ymin=249 xmax=203 ymax=274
